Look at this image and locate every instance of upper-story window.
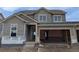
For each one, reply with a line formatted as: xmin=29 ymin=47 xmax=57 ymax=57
xmin=10 ymin=24 xmax=17 ymax=37
xmin=38 ymin=14 xmax=47 ymax=22
xmin=53 ymin=15 xmax=63 ymax=22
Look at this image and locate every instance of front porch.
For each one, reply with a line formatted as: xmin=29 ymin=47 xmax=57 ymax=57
xmin=1 ymin=24 xmax=37 ymax=47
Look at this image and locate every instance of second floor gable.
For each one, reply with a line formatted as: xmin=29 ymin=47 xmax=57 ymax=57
xmin=17 ymin=7 xmax=66 ymax=23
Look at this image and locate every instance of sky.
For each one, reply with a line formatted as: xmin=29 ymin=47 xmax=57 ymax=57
xmin=0 ymin=7 xmax=79 ymax=21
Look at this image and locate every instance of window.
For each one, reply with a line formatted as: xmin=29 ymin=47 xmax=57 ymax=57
xmin=10 ymin=24 xmax=17 ymax=37
xmin=53 ymin=15 xmax=62 ymax=22
xmin=38 ymin=14 xmax=47 ymax=22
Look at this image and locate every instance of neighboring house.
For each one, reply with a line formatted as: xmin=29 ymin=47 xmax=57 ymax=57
xmin=0 ymin=13 xmax=4 ymax=46
xmin=0 ymin=13 xmax=4 ymax=36
xmin=0 ymin=7 xmax=79 ymax=47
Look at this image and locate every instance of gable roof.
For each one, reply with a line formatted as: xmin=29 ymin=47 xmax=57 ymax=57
xmin=0 ymin=13 xmax=38 ymax=24
xmin=0 ymin=8 xmax=79 ymax=25
xmin=32 ymin=7 xmax=53 ymax=14
xmin=16 ymin=7 xmax=66 ymax=15
xmin=0 ymin=15 xmax=26 ymax=23
xmin=33 ymin=7 xmax=66 ymax=14
xmin=17 ymin=13 xmax=38 ymax=23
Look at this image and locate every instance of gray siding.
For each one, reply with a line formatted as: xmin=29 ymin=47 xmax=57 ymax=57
xmin=3 ymin=16 xmax=25 ymax=36
xmin=0 ymin=24 xmax=2 ymax=37
xmin=34 ymin=10 xmax=52 ymax=23
xmin=34 ymin=10 xmax=65 ymax=23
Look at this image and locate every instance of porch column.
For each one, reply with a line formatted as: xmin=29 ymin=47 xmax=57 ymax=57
xmin=24 ymin=23 xmax=27 ymax=41
xmin=70 ymin=27 xmax=77 ymax=43
xmin=35 ymin=24 xmax=40 ymax=43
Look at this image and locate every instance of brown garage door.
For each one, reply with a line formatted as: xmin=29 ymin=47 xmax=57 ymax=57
xmin=40 ymin=30 xmax=71 ymax=44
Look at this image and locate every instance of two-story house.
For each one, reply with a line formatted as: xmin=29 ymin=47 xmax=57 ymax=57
xmin=0 ymin=7 xmax=79 ymax=47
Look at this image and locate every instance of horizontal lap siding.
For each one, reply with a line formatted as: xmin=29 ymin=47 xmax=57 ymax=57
xmin=3 ymin=16 xmax=25 ymax=36
xmin=3 ymin=24 xmax=10 ymax=36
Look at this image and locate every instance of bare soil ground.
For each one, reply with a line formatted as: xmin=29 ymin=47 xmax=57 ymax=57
xmin=0 ymin=47 xmax=22 ymax=52
xmin=0 ymin=46 xmax=79 ymax=52
xmin=0 ymin=43 xmax=79 ymax=52
xmin=38 ymin=47 xmax=79 ymax=52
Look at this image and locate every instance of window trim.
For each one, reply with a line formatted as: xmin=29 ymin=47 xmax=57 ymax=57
xmin=10 ymin=24 xmax=18 ymax=37
xmin=38 ymin=14 xmax=47 ymax=22
xmin=53 ymin=15 xmax=63 ymax=22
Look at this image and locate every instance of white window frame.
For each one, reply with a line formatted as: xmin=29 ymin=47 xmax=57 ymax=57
xmin=38 ymin=14 xmax=47 ymax=22
xmin=10 ymin=24 xmax=18 ymax=37
xmin=53 ymin=15 xmax=63 ymax=22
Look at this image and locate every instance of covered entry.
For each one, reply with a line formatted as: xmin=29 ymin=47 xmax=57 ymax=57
xmin=76 ymin=30 xmax=79 ymax=42
xmin=40 ymin=30 xmax=71 ymax=44
xmin=26 ymin=25 xmax=36 ymax=42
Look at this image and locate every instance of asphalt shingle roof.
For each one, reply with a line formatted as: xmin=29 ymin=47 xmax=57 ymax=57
xmin=15 ymin=8 xmax=65 ymax=15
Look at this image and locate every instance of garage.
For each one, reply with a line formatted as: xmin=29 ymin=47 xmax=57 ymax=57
xmin=40 ymin=30 xmax=71 ymax=44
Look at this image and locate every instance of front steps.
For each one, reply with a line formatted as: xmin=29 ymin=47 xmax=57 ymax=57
xmin=22 ymin=42 xmax=37 ymax=52
xmin=23 ymin=42 xmax=35 ymax=47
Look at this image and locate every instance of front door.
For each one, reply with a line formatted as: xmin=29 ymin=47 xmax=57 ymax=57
xmin=27 ymin=25 xmax=35 ymax=42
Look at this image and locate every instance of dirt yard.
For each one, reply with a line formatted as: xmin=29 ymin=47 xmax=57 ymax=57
xmin=38 ymin=47 xmax=79 ymax=52
xmin=0 ymin=46 xmax=79 ymax=52
xmin=0 ymin=43 xmax=79 ymax=52
xmin=0 ymin=47 xmax=23 ymax=52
